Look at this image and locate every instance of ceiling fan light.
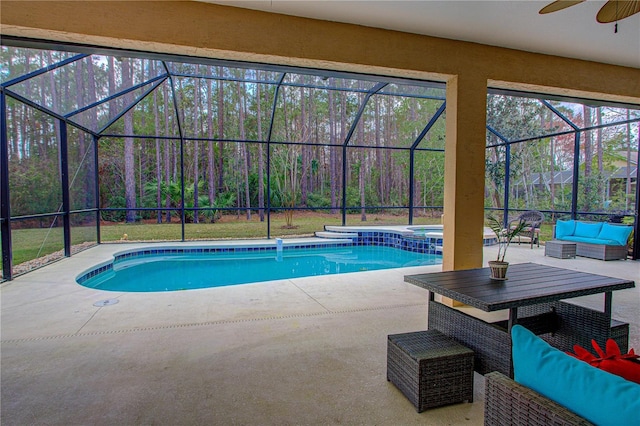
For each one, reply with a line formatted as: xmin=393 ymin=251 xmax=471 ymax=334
xmin=596 ymin=0 xmax=640 ymax=23
xmin=539 ymin=0 xmax=585 ymax=14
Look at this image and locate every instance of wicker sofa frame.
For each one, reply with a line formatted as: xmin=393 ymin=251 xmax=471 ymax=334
xmin=484 ymin=371 xmax=594 ymax=426
xmin=573 ymin=241 xmax=628 ymax=261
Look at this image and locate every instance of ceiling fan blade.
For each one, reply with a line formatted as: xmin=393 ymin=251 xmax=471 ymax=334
xmin=597 ymin=0 xmax=640 ymax=23
xmin=539 ymin=0 xmax=585 ymax=14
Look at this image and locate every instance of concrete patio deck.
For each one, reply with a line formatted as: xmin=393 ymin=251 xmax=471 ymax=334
xmin=1 ymin=242 xmax=638 ymax=425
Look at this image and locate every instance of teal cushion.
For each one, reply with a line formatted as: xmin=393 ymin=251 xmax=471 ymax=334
xmin=555 ymin=220 xmax=576 ymax=238
xmin=511 ymin=325 xmax=640 ymax=426
xmin=597 ymin=223 xmax=633 ymax=246
xmin=574 ymin=221 xmax=603 ymax=238
xmin=561 ymin=236 xmax=619 ymax=245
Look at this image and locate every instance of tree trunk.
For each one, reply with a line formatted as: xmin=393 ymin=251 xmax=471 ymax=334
xmin=375 ymin=96 xmax=383 ymax=205
xmin=596 ymin=107 xmax=604 ymax=206
xmin=626 ymin=110 xmax=632 ymax=211
xmin=86 ymin=56 xmax=98 ymax=211
xmin=237 ymin=77 xmax=251 ymax=220
xmin=358 ymin=85 xmax=366 ymax=221
xmin=193 ymin=65 xmax=200 ymax=223
xmin=206 ymin=74 xmax=216 ymax=215
xmin=154 ymin=77 xmax=162 ymax=224
xmin=328 ymin=81 xmax=338 ymax=214
xmin=122 ymin=58 xmax=137 ymax=223
xmin=256 ymin=74 xmax=265 ymax=222
xmin=74 ymin=58 xmax=88 ymax=210
xmin=107 ymin=56 xmax=117 ymax=121
xmin=582 ymin=105 xmax=593 ymax=212
xmin=300 ymin=87 xmax=308 ymax=207
xmin=217 ymin=67 xmax=225 ymax=193
xmin=47 ymin=51 xmax=60 ymax=162
xmin=163 ymin=82 xmax=172 ymax=223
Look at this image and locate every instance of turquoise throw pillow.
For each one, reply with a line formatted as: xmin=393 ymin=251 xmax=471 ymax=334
xmin=511 ymin=325 xmax=640 ymax=426
xmin=574 ymin=221 xmax=603 ymax=238
xmin=555 ymin=220 xmax=576 ymax=238
xmin=597 ymin=223 xmax=633 ymax=246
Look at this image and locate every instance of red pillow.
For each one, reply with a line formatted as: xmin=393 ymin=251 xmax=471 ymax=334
xmin=567 ymin=339 xmax=640 ymax=384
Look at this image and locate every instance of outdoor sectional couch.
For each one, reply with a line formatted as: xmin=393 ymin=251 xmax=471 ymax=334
xmin=553 ymin=220 xmax=633 ymax=261
xmin=484 ymin=326 xmax=640 ymax=426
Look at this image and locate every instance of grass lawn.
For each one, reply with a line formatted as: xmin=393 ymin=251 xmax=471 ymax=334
xmin=9 ymin=213 xmax=442 ymax=267
xmin=7 ymin=213 xmax=566 ymax=276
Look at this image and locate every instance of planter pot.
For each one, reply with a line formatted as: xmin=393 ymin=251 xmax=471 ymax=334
xmin=488 ymin=260 xmax=509 ymax=280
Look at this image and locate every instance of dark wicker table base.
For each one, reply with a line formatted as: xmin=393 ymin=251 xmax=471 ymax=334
xmin=387 ymin=330 xmax=474 ymax=412
xmin=428 ymin=300 xmax=629 ymax=377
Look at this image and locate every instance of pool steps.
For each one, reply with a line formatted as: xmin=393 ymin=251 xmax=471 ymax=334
xmin=315 ymin=231 xmax=359 ymax=239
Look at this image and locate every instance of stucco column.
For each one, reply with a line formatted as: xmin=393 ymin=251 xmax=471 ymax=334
xmin=442 ymin=74 xmax=487 ymax=271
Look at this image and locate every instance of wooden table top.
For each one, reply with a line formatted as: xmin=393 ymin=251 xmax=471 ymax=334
xmin=404 ymin=262 xmax=635 ymax=312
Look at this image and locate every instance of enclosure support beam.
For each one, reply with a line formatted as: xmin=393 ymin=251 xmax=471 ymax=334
xmin=60 ymin=121 xmax=71 ymax=257
xmin=0 ymin=91 xmax=12 ymax=280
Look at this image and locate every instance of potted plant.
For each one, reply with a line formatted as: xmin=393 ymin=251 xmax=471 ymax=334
xmin=486 ymin=215 xmax=528 ymax=280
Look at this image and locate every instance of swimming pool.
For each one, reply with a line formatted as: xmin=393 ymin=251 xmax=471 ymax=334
xmin=78 ymin=244 xmax=442 ymax=292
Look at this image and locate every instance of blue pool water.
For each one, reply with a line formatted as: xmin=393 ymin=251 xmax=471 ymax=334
xmin=79 ymin=245 xmax=442 ymax=292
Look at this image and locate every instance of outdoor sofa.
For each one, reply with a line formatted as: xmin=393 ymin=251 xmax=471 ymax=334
xmin=484 ymin=325 xmax=640 ymax=426
xmin=553 ymin=219 xmax=633 ymax=260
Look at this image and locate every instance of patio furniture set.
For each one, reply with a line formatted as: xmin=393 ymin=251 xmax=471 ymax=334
xmin=501 ymin=211 xmax=632 ymax=261
xmin=550 ymin=219 xmax=633 ymax=261
xmin=386 ymin=263 xmax=637 ymax=424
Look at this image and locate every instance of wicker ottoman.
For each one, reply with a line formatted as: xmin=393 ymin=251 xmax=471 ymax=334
xmin=387 ymin=330 xmax=474 ymax=412
xmin=545 ymin=240 xmax=576 ymax=259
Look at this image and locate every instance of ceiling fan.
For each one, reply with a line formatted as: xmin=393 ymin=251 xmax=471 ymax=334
xmin=539 ymin=0 xmax=640 ymax=23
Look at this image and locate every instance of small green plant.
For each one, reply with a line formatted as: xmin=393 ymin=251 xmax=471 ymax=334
xmin=486 ymin=214 xmax=529 ymax=262
xmin=622 ymin=216 xmax=635 ymax=249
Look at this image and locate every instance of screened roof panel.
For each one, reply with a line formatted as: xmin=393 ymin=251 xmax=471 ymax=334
xmin=171 ymin=76 xmax=276 ymax=140
xmin=165 ymin=61 xmax=282 ymax=84
xmin=351 ymin=94 xmax=444 ymax=148
xmin=3 ymin=42 xmax=637 ymax=150
xmin=281 ymin=73 xmax=378 ymax=93
xmin=70 ymin=77 xmax=167 ymax=134
xmin=487 ymin=94 xmax=561 ymax=142
xmin=597 ymin=107 xmax=640 ymax=125
xmin=5 ymin=54 xmax=166 ymax=119
xmin=416 ymin=111 xmax=446 ymax=150
xmin=1 ymin=46 xmax=80 ymax=85
xmin=270 ymin=84 xmax=362 ymax=145
xmin=377 ymin=82 xmax=445 ymax=100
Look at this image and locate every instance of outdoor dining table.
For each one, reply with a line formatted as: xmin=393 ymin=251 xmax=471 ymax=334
xmin=404 ymin=262 xmax=635 ymax=377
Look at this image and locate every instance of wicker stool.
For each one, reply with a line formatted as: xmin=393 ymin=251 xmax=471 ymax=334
xmin=387 ymin=330 xmax=474 ymax=412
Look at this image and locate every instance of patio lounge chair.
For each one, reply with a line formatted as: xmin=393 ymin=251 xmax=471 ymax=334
xmin=508 ymin=211 xmax=544 ymax=248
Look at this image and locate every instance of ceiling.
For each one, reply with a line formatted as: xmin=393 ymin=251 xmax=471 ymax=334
xmin=205 ymin=0 xmax=640 ymax=69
